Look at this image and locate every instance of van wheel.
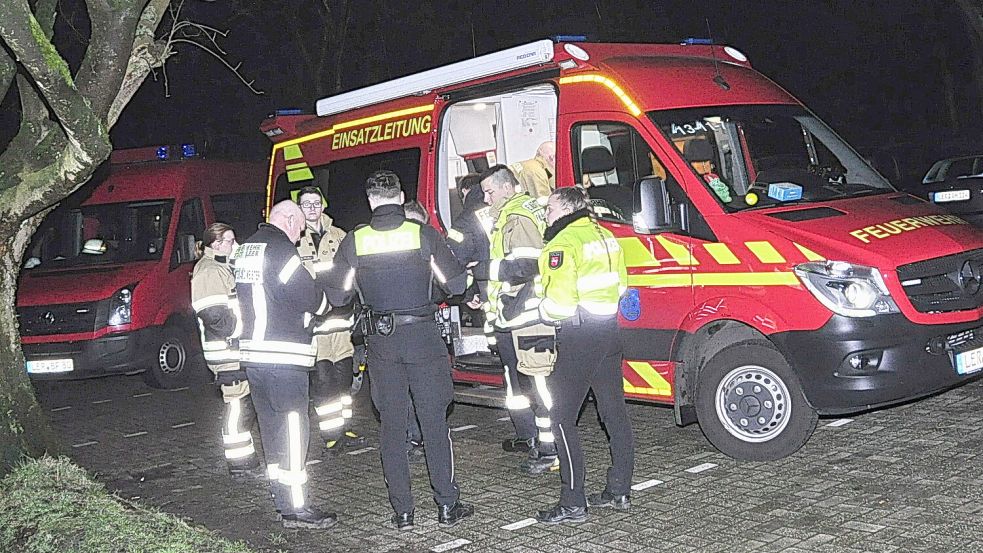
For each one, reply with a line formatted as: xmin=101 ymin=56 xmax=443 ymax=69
xmin=141 ymin=326 xmax=196 ymax=389
xmin=695 ymin=340 xmax=817 ymax=461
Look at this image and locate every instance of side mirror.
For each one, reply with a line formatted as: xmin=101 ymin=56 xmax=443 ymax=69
xmin=633 ymin=177 xmax=683 ymax=234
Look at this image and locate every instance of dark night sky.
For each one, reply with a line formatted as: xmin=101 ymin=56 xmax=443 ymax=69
xmin=5 ymin=1 xmax=982 ymax=187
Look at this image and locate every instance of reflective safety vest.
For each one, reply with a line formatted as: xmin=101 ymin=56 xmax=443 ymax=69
xmin=191 ymin=247 xmax=241 ymax=374
xmin=296 ymin=214 xmax=354 ymax=362
xmin=485 ymin=194 xmax=546 ymax=334
xmin=538 ymin=216 xmax=628 ymax=322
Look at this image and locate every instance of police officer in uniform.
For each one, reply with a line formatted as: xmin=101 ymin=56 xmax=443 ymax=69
xmin=234 ymin=201 xmax=336 ymax=529
xmin=294 ymin=186 xmax=364 ymax=453
xmin=321 ymin=170 xmax=474 ymax=531
xmin=471 ymin=165 xmax=557 ymax=474
xmin=534 ymin=187 xmax=634 ymax=524
xmin=191 ymin=222 xmax=261 ymax=476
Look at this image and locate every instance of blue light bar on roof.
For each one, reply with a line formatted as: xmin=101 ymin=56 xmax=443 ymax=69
xmin=275 ymin=108 xmax=304 ymax=116
xmin=552 ymin=35 xmax=588 ymax=43
xmin=156 ymin=146 xmax=169 ymax=160
xmin=181 ymin=143 xmax=197 ymax=157
xmin=682 ymin=37 xmax=714 ymax=45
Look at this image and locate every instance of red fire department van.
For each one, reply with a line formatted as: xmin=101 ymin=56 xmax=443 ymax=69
xmin=259 ymin=39 xmax=983 ymax=460
xmin=17 ymin=145 xmax=266 ymax=388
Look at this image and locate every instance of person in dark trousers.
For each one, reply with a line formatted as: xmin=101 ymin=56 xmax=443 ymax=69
xmin=534 ymin=187 xmax=635 ymax=524
xmin=234 ymin=201 xmax=336 ymax=530
xmin=321 ymin=170 xmax=474 ymax=531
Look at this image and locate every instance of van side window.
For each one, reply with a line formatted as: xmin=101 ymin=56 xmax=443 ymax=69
xmin=211 ymin=192 xmax=265 ymax=239
xmin=272 ymin=149 xmax=421 ymax=232
xmin=572 ymin=122 xmax=673 ymax=223
xmin=172 ymin=198 xmax=204 ymax=267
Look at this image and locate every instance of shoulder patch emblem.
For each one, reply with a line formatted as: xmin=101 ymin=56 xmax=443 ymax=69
xmin=548 ymin=251 xmax=564 ymax=269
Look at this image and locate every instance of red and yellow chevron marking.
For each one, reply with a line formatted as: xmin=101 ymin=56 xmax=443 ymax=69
xmin=623 ymin=360 xmax=672 ymax=397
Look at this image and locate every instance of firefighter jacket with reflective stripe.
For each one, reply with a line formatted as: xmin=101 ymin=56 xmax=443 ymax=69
xmin=321 ymin=204 xmax=467 ymax=315
xmin=509 ymin=155 xmax=554 ymax=199
xmin=538 ymin=209 xmax=628 ymax=322
xmin=191 ymin=247 xmax=241 ymax=374
xmin=234 ymin=224 xmax=328 ymax=370
xmin=472 ymin=193 xmax=546 ymax=332
xmin=446 ymin=191 xmax=493 ymax=301
xmin=297 ymin=213 xmax=354 ymax=362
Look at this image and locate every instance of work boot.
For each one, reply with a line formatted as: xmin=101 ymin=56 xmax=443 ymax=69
xmin=535 ymin=504 xmax=588 ymax=524
xmin=520 ymin=454 xmax=559 ymax=475
xmin=437 ymin=501 xmax=475 ymax=527
xmin=501 ymin=437 xmax=535 ymax=453
xmin=406 ymin=439 xmax=426 ymax=464
xmin=281 ymin=506 xmax=338 ymax=529
xmin=392 ymin=511 xmax=415 ymax=531
xmin=587 ymin=490 xmax=631 ymax=511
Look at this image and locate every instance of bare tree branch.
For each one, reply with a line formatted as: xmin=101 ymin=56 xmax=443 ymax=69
xmin=75 ymin=1 xmax=144 ymax=120
xmin=107 ymin=0 xmax=172 ymax=127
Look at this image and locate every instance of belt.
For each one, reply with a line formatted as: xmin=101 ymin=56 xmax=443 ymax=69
xmin=390 ymin=314 xmax=433 ymax=325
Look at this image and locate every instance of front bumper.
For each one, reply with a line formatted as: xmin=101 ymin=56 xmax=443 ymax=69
xmin=23 ymin=326 xmax=163 ymax=380
xmin=772 ymin=314 xmax=983 ymax=414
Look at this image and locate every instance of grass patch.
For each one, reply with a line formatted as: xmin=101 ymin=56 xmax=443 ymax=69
xmin=0 ymin=456 xmax=255 ymax=553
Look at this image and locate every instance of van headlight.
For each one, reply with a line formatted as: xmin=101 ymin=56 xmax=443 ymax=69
xmin=793 ymin=261 xmax=899 ymax=317
xmin=108 ymin=286 xmax=133 ymax=326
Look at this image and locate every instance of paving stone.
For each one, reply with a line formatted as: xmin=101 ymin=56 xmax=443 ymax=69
xmin=34 ymin=375 xmax=983 ymax=552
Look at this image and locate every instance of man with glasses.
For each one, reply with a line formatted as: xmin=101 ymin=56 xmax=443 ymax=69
xmin=294 ymin=186 xmax=365 ymax=454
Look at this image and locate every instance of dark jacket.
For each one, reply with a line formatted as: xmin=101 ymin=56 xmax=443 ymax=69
xmin=234 ymin=223 xmax=328 ymax=370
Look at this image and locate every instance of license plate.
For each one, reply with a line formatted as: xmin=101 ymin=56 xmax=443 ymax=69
xmin=26 ymin=358 xmax=74 ymax=374
xmin=955 ymin=346 xmax=983 ymax=375
xmin=933 ymin=189 xmax=970 ymax=203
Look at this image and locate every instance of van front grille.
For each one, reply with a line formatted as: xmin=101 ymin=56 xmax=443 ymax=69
xmin=897 ymin=249 xmax=983 ymax=313
xmin=17 ymin=302 xmax=102 ymax=337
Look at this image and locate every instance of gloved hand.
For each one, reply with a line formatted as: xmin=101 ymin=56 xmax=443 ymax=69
xmin=215 ymin=369 xmax=248 ymax=387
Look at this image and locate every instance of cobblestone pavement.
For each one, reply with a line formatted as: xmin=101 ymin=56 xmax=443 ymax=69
xmin=35 ymin=371 xmax=983 ymax=553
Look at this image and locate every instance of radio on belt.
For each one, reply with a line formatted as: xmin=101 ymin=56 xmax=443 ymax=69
xmin=768 ymin=182 xmax=803 ymax=202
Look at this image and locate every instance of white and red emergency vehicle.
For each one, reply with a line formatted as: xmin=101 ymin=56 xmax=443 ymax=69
xmin=260 ymin=39 xmax=983 ymax=460
xmin=17 ymin=145 xmax=266 ymax=388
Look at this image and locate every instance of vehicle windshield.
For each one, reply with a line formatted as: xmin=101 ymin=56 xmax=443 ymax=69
xmin=26 ymin=200 xmax=173 ymax=269
xmin=648 ymin=105 xmax=893 ymax=211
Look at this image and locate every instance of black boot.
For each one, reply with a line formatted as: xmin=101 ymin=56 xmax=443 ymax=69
xmin=281 ymin=506 xmax=339 ymax=529
xmin=535 ymin=504 xmax=588 ymax=524
xmin=437 ymin=501 xmax=474 ymax=527
xmin=392 ymin=511 xmax=415 ymax=531
xmin=520 ymin=453 xmax=559 ymax=475
xmin=587 ymin=490 xmax=631 ymax=511
xmin=501 ymin=437 xmax=535 ymax=453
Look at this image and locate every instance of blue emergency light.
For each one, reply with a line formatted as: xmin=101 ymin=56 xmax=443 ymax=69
xmin=682 ymin=37 xmax=714 ymax=45
xmin=181 ymin=143 xmax=197 ymax=157
xmin=275 ymin=108 xmax=304 ymax=116
xmin=552 ymin=35 xmax=588 ymax=43
xmin=156 ymin=146 xmax=169 ymax=160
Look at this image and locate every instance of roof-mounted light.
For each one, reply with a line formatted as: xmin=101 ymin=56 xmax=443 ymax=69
xmin=681 ymin=37 xmax=713 ymax=45
xmin=552 ymin=35 xmax=588 ymax=43
xmin=156 ymin=146 xmax=169 ymax=160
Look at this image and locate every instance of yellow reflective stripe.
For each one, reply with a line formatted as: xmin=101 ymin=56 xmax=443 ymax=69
xmin=655 ymin=236 xmax=698 ymax=266
xmin=559 ymin=74 xmax=642 ymax=117
xmin=285 ymin=162 xmax=308 ymax=170
xmin=626 ymin=361 xmax=672 ymax=396
xmin=580 ymin=301 xmax=619 ymax=315
xmin=313 ymin=261 xmax=334 ymax=273
xmin=627 ymin=272 xmax=799 ymax=287
xmin=702 ymin=243 xmax=741 ymax=265
xmin=283 ymin=144 xmax=303 ymax=160
xmin=447 ymin=228 xmax=465 ymax=243
xmin=618 ymin=237 xmax=660 ymax=267
xmin=279 ymin=255 xmax=303 ymax=284
xmin=794 ymin=242 xmax=825 ymax=261
xmin=225 ymin=444 xmax=256 ymax=459
xmin=287 ymin=167 xmax=314 ymax=182
xmin=316 ymin=401 xmax=343 ymax=416
xmin=540 ymin=297 xmax=577 ymax=320
xmin=354 ymin=221 xmax=421 ymax=255
xmin=508 ymin=247 xmax=542 ymax=259
xmin=745 ymin=241 xmax=785 ymax=264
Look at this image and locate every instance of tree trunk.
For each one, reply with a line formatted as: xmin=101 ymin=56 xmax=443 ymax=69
xmin=0 ymin=214 xmax=61 ymax=471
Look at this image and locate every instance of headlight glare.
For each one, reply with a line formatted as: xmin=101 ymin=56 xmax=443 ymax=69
xmin=794 ymin=261 xmax=899 ymax=317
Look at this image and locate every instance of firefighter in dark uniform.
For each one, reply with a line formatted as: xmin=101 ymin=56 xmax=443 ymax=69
xmin=293 ymin=186 xmax=364 ymax=453
xmin=191 ymin=222 xmax=261 ymax=476
xmin=534 ymin=187 xmax=635 ymax=524
xmin=321 ymin=170 xmax=474 ymax=531
xmin=234 ymin=200 xmax=336 ymax=529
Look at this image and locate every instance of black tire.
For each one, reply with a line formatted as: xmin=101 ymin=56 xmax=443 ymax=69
xmin=141 ymin=325 xmax=199 ymax=389
xmin=695 ymin=340 xmax=817 ymax=461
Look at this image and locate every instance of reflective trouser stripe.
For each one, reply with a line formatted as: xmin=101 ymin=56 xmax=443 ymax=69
xmin=222 ymin=398 xmax=255 ymax=460
xmin=341 ymin=395 xmax=353 ymax=420
xmin=319 ymin=417 xmax=344 ymax=431
xmin=503 ymin=366 xmax=531 ymax=410
xmin=533 ymin=375 xmax=553 ymax=410
xmin=536 ymin=416 xmax=554 ymax=443
xmin=285 ymin=412 xmax=306 ymax=509
xmin=267 ymin=463 xmax=279 ymax=480
xmin=558 ymin=423 xmax=574 ymax=490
